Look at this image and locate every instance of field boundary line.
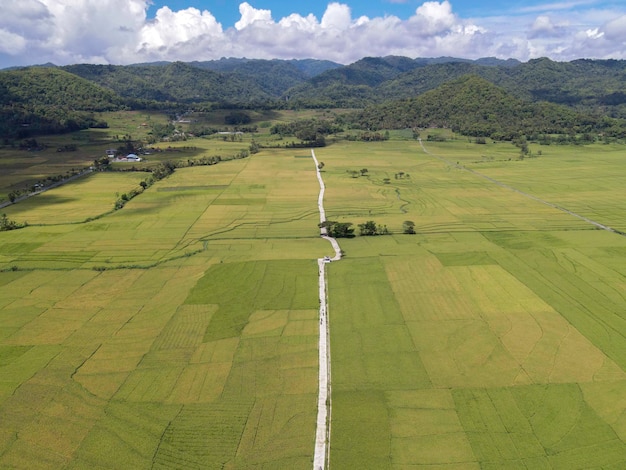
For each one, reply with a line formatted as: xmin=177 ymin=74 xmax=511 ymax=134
xmin=311 ymin=148 xmax=340 ymax=470
xmin=418 ymin=138 xmax=624 ymax=236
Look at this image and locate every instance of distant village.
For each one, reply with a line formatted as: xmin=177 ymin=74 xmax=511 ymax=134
xmin=105 ymin=149 xmax=142 ymax=162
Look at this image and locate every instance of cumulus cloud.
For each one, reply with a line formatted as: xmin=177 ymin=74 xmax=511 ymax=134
xmin=409 ymin=1 xmax=456 ymax=36
xmin=321 ymin=3 xmax=353 ymax=30
xmin=529 ymin=15 xmax=569 ymax=38
xmin=139 ymin=6 xmax=223 ymax=59
xmin=235 ymin=2 xmax=272 ymax=30
xmin=0 ymin=0 xmax=625 ymax=68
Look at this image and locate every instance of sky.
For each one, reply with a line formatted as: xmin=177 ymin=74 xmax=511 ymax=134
xmin=1 ymin=0 xmax=626 ymax=69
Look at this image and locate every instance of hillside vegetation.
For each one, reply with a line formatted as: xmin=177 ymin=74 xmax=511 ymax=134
xmin=2 ymin=56 xmax=626 ymax=140
xmin=0 ymin=67 xmax=121 ymax=138
xmin=347 ymin=75 xmax=624 ymax=140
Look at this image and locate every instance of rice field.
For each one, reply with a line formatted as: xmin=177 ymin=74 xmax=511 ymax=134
xmin=1 ymin=134 xmax=626 ymax=468
xmin=0 ymin=145 xmax=327 ymax=468
xmin=315 ymin=139 xmax=626 ymax=468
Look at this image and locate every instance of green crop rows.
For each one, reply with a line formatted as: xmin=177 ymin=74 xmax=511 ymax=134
xmin=1 ymin=134 xmax=626 ymax=468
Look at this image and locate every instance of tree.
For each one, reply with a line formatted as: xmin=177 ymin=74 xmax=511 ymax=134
xmin=360 ymin=168 xmax=368 ymax=176
xmin=224 ymin=111 xmax=251 ymax=125
xmin=402 ymin=220 xmax=416 ymax=234
xmin=319 ymin=220 xmax=355 ymax=238
xmin=94 ymin=156 xmax=110 ymax=170
xmin=358 ymin=220 xmax=378 ymax=236
xmin=0 ymin=214 xmax=25 ymax=231
xmin=317 ymin=161 xmax=325 ymax=170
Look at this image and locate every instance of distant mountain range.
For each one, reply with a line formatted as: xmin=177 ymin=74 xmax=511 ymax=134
xmin=54 ymin=56 xmax=626 ymax=113
xmin=2 ymin=55 xmax=626 ymax=138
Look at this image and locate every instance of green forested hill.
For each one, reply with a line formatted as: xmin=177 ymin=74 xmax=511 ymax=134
xmin=190 ymin=58 xmax=341 ymax=97
xmin=283 ymin=57 xmax=626 ymax=115
xmin=2 ymin=56 xmax=626 ymax=140
xmin=284 ymin=56 xmax=423 ymax=107
xmin=0 ymin=67 xmax=121 ymax=110
xmin=62 ymin=62 xmax=275 ymax=105
xmin=0 ymin=67 xmax=121 ymax=138
xmin=348 ymin=75 xmax=624 ymax=139
xmin=190 ymin=59 xmax=308 ymax=97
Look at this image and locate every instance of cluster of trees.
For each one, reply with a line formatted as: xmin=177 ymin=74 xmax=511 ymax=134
xmin=345 ymin=131 xmax=390 ymax=141
xmin=318 ymin=219 xmax=417 ymax=237
xmin=110 ymin=144 xmax=250 ymax=210
xmin=358 ymin=220 xmax=389 ymax=236
xmin=113 ymin=161 xmax=176 ymax=210
xmin=0 ymin=214 xmax=26 ymax=231
xmin=224 ymin=111 xmax=251 ymax=125
xmin=318 ymin=220 xmax=355 ymax=238
xmin=270 ymin=119 xmax=342 ymax=144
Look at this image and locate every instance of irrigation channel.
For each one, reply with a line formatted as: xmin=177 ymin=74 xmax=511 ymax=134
xmin=311 ymin=149 xmax=342 ymax=470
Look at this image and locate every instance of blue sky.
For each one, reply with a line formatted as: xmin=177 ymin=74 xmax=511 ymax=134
xmin=1 ymin=1 xmax=625 ymax=68
xmin=146 ymin=1 xmax=416 ymax=25
xmin=145 ymin=1 xmax=623 ymax=25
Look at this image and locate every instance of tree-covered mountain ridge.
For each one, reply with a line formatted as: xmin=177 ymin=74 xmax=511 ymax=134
xmin=283 ymin=56 xmax=626 ymax=115
xmin=345 ymin=75 xmax=625 ymax=140
xmin=4 ymin=55 xmax=626 ymax=113
xmin=0 ymin=67 xmax=121 ymax=138
xmin=2 ymin=56 xmax=626 ymax=139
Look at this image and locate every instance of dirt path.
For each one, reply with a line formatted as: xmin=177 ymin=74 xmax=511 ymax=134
xmin=311 ymin=149 xmax=340 ymax=469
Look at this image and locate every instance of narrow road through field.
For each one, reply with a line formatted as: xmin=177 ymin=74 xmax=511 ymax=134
xmin=0 ymin=168 xmax=93 ymax=209
xmin=311 ymin=149 xmax=341 ymax=470
xmin=418 ymin=138 xmax=624 ymax=236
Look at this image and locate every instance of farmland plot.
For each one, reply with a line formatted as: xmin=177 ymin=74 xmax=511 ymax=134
xmin=316 ymin=140 xmax=626 ymax=468
xmin=0 ymin=147 xmax=328 ymax=468
xmin=2 ymin=135 xmax=626 ymax=469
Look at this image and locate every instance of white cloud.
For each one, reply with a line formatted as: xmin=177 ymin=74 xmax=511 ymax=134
xmin=140 ymin=7 xmax=222 ymax=51
xmin=0 ymin=0 xmax=625 ymax=68
xmin=0 ymin=29 xmax=28 ymax=55
xmin=409 ymin=1 xmax=456 ymax=36
xmin=321 ymin=3 xmax=352 ymax=30
xmin=529 ymin=15 xmax=569 ymax=38
xmin=235 ymin=2 xmax=272 ymax=30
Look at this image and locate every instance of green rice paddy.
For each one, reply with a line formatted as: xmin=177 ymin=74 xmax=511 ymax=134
xmin=316 ymin=138 xmax=626 ymax=468
xmin=1 ymin=133 xmax=626 ymax=468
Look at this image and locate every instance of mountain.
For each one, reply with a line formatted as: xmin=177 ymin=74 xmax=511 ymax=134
xmin=67 ymin=58 xmax=342 ymax=103
xmin=0 ymin=67 xmax=121 ymax=110
xmin=282 ymin=56 xmax=521 ymax=107
xmin=192 ymin=57 xmax=340 ymax=78
xmin=62 ymin=61 xmax=275 ymax=105
xmin=188 ymin=59 xmax=313 ymax=97
xmin=3 ymin=56 xmax=626 ymax=140
xmin=283 ymin=56 xmax=626 ymax=115
xmin=0 ymin=67 xmax=121 ymax=138
xmin=348 ymin=75 xmax=611 ymax=139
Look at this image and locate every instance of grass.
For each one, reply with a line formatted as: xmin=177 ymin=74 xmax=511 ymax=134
xmin=1 ymin=128 xmax=626 ymax=468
